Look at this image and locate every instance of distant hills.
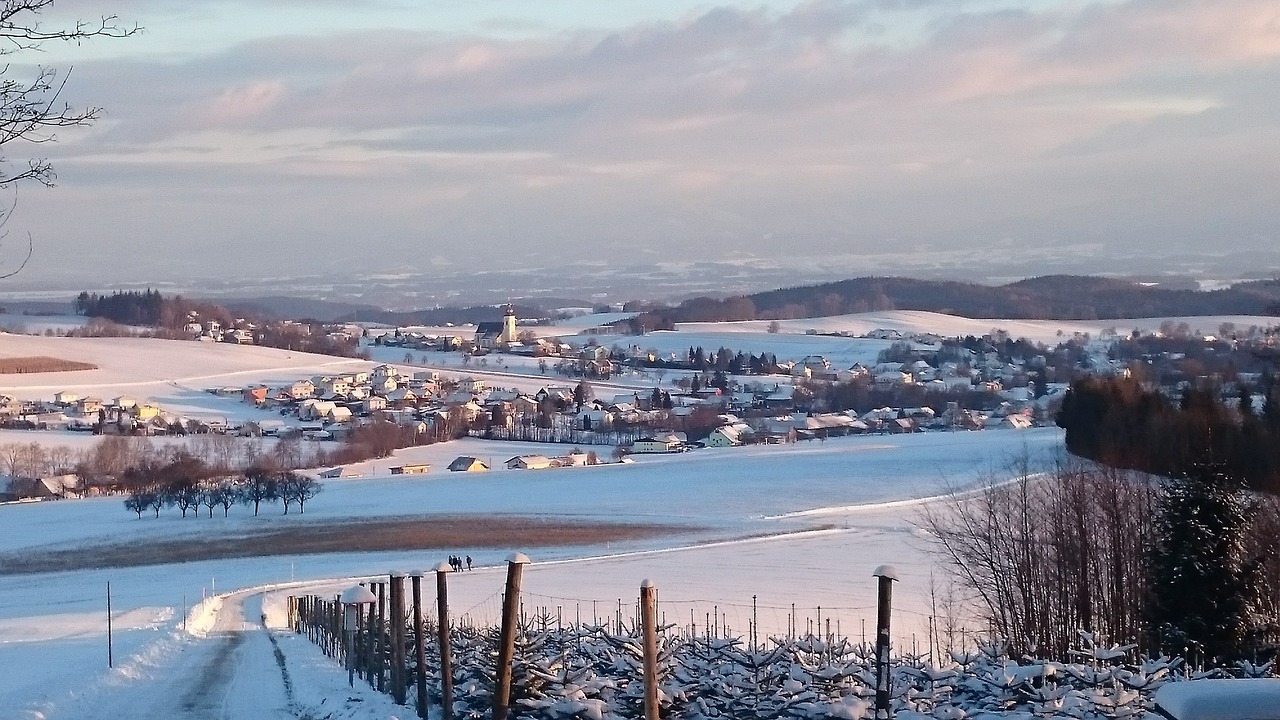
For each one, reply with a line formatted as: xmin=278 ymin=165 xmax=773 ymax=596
xmin=39 ymin=276 xmax=1280 ymax=329
xmin=665 ymin=275 xmax=1280 ymax=323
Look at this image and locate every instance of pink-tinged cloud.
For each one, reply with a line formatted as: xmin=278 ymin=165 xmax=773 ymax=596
xmin=201 ymin=80 xmax=288 ymax=126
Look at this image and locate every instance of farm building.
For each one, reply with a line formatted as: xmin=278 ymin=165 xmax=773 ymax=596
xmin=389 ymin=464 xmax=431 ymax=475
xmin=448 ymin=457 xmax=489 ymax=472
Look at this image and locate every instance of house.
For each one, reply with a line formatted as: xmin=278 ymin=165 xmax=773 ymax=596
xmin=371 ymin=376 xmax=400 ymax=395
xmin=112 ymin=395 xmax=137 ymax=410
xmin=26 ymin=474 xmax=82 ymax=499
xmin=299 ymin=399 xmax=337 ymax=420
xmin=631 ymin=433 xmax=686 ymax=454
xmin=448 ymin=456 xmax=489 ymax=472
xmin=363 ymin=396 xmax=388 ymax=414
xmin=314 ymin=376 xmax=351 ymax=397
xmin=875 ymin=371 xmax=913 ymax=388
xmin=506 ymin=455 xmax=554 ymax=470
xmin=326 ymin=406 xmax=354 ymax=424
xmin=53 ymin=391 xmax=80 ymax=406
xmin=389 ymin=463 xmax=431 ymax=475
xmin=1003 ymin=414 xmax=1034 ymax=430
xmin=371 ymin=364 xmax=400 ymax=384
xmin=76 ymin=397 xmax=104 ymax=415
xmin=285 ymin=380 xmax=315 ymax=400
xmin=317 ymin=467 xmax=346 ymax=479
xmin=707 ymin=423 xmax=752 ymax=447
xmin=512 ymin=396 xmax=540 ymax=415
xmin=557 ymin=451 xmax=591 ymax=467
xmin=385 ymin=387 xmax=418 ymax=406
xmin=243 ymin=385 xmax=269 ymax=404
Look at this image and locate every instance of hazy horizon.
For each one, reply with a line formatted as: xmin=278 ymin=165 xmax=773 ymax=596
xmin=2 ymin=0 xmax=1278 ymax=287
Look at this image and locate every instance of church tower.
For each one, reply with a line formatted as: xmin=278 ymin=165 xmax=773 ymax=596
xmin=501 ymin=303 xmax=517 ymax=346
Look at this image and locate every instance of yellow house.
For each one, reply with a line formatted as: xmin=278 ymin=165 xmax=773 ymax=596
xmin=447 ymin=456 xmax=489 ymax=472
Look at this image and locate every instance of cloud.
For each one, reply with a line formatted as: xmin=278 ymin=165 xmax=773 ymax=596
xmin=16 ymin=0 xmax=1280 ymax=283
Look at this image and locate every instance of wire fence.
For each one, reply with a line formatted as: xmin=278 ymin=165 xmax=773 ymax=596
xmin=287 ymin=567 xmax=1249 ymax=720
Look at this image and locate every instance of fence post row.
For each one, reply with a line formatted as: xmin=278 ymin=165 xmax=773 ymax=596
xmin=287 ymin=555 xmax=920 ymax=720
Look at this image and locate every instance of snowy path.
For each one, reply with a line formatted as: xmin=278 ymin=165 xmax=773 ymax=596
xmin=44 ymin=589 xmax=293 ymax=720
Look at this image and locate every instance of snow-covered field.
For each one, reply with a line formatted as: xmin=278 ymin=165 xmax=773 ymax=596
xmin=0 ymin=426 xmax=1064 ymax=718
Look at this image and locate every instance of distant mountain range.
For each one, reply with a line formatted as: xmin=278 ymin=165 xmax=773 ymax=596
xmin=13 ymin=276 xmax=1279 ymax=328
xmin=216 ymin=296 xmax=599 ymax=325
xmin=664 ymin=275 xmax=1280 ymax=323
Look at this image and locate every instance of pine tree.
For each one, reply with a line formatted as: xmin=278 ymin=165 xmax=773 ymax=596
xmin=1147 ymin=456 xmax=1256 ymax=663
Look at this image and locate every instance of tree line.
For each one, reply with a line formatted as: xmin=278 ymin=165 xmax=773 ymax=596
xmin=610 ymin=275 xmax=1280 ymax=327
xmin=74 ymin=289 xmax=234 ymax=329
xmin=1056 ymin=376 xmax=1280 ymax=495
xmin=122 ymin=451 xmax=320 ymax=518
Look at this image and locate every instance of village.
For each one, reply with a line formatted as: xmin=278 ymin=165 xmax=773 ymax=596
xmin=10 ymin=306 xmax=1279 ymax=501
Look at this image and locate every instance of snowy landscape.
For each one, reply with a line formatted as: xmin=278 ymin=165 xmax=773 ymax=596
xmin=4 ymin=309 xmax=1277 ymax=718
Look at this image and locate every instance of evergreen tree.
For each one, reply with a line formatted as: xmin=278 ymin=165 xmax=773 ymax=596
xmin=1148 ymin=456 xmax=1257 ymax=663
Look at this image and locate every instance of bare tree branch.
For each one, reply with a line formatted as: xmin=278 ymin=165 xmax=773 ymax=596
xmin=0 ymin=0 xmax=136 ymax=276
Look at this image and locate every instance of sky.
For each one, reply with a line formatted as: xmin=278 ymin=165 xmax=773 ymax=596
xmin=3 ymin=0 xmax=1279 ymax=290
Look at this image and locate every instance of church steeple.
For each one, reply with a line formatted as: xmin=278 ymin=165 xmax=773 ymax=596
xmin=501 ymin=303 xmax=517 ymax=345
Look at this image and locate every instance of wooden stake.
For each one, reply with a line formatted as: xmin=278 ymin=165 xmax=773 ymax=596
xmin=376 ymin=582 xmax=386 ymax=692
xmin=391 ymin=573 xmax=407 ymax=705
xmin=411 ymin=572 xmax=428 ymax=719
xmin=436 ymin=563 xmax=454 ymax=720
xmin=106 ymin=581 xmax=113 ymax=669
xmin=640 ymin=580 xmax=660 ymax=720
xmin=494 ymin=553 xmax=530 ymax=720
xmin=873 ymin=565 xmax=898 ymax=720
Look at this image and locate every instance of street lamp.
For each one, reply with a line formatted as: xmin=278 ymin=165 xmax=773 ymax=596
xmin=341 ymin=584 xmax=377 ymax=687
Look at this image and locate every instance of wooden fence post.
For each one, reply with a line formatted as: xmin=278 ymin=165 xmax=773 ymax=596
xmin=366 ymin=591 xmax=378 ymax=689
xmin=391 ymin=573 xmax=407 ymax=705
xmin=873 ymin=565 xmax=899 ymax=720
xmin=376 ymin=581 xmax=387 ymax=692
xmin=435 ymin=562 xmax=454 ymax=720
xmin=641 ymin=580 xmax=660 ymax=720
xmin=494 ymin=553 xmax=530 ymax=720
xmin=411 ymin=571 xmax=428 ymax=719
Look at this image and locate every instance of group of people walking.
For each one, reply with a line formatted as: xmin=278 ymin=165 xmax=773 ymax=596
xmin=448 ymin=554 xmax=472 ymax=572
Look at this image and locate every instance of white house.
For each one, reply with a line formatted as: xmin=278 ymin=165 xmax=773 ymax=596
xmin=706 ymin=423 xmax=752 ymax=447
xmin=506 ymin=455 xmax=554 ymax=470
xmin=631 ymin=432 xmax=686 ymax=454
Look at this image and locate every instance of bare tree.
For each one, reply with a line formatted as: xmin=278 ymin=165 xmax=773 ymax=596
xmin=280 ymin=472 xmax=320 ymax=514
xmin=199 ymin=485 xmax=220 ymax=518
xmin=0 ymin=1 xmax=137 ymax=277
xmin=921 ymin=454 xmax=1157 ymax=658
xmin=214 ymin=479 xmax=238 ymax=517
xmin=240 ymin=467 xmax=278 ymax=516
xmin=122 ymin=488 xmax=149 ymax=519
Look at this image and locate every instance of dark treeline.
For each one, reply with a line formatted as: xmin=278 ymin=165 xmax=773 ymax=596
xmin=121 ymin=451 xmax=320 ymax=518
xmin=1056 ymin=376 xmax=1280 ymax=494
xmin=74 ymin=289 xmax=233 ymax=329
xmin=614 ymin=276 xmax=1280 ymax=327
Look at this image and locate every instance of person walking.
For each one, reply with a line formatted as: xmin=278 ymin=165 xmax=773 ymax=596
xmin=465 ymin=555 xmax=472 ymax=571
